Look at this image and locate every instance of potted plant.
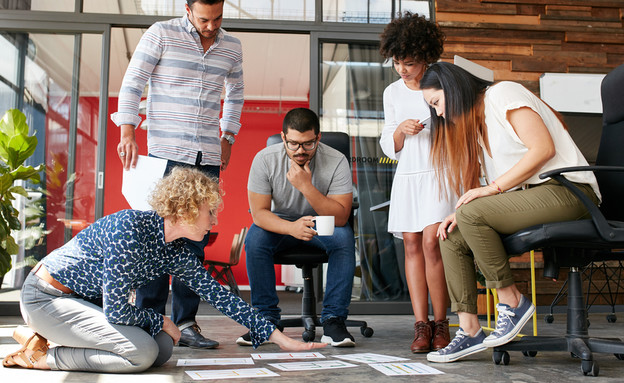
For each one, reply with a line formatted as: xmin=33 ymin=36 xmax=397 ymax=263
xmin=0 ymin=109 xmax=45 ymax=287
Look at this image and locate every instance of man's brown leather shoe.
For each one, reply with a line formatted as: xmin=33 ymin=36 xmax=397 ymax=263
xmin=410 ymin=320 xmax=432 ymax=353
xmin=431 ymin=318 xmax=451 ymax=351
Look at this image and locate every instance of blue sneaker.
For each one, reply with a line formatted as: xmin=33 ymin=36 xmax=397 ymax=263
xmin=482 ymin=295 xmax=535 ymax=347
xmin=426 ymin=328 xmax=487 ymax=363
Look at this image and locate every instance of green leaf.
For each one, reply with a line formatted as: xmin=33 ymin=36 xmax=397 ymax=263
xmin=7 ymin=134 xmax=38 ymax=168
xmin=11 ymin=165 xmax=42 ymax=183
xmin=0 ymin=247 xmax=12 ymax=277
xmin=1 ymin=203 xmax=20 ymax=231
xmin=0 ymin=218 xmax=7 ymax=238
xmin=4 ymin=235 xmax=18 ymax=255
xmin=0 ymin=131 xmax=10 ymax=160
xmin=0 ymin=109 xmax=28 ymax=136
xmin=8 ymin=185 xmax=28 ymax=198
xmin=0 ymin=172 xmax=13 ymax=194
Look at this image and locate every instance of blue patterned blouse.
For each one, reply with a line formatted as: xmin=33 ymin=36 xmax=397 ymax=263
xmin=42 ymin=209 xmax=274 ymax=348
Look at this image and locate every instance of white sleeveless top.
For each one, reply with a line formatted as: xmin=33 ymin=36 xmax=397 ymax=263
xmin=483 ymin=81 xmax=601 ymax=201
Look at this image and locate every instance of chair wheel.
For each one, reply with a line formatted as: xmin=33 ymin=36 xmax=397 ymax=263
xmin=615 ymin=353 xmax=624 ymax=360
xmin=607 ymin=313 xmax=617 ymax=323
xmin=493 ymin=351 xmax=510 ymax=365
xmin=361 ymin=326 xmax=374 ymax=337
xmin=544 ymin=314 xmax=554 ymax=323
xmin=522 ymin=351 xmax=537 ymax=357
xmin=302 ymin=330 xmax=315 ymax=342
xmin=581 ymin=360 xmax=599 ymax=376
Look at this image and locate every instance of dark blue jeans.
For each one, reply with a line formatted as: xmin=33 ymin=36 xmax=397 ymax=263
xmin=245 ymin=223 xmax=356 ymax=323
xmin=135 ymin=157 xmax=219 ymax=326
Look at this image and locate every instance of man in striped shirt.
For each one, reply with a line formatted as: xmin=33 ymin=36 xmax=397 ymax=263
xmin=111 ymin=0 xmax=241 ymax=350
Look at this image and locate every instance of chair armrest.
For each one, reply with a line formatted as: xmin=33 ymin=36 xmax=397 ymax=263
xmin=538 ymin=165 xmax=624 ymax=242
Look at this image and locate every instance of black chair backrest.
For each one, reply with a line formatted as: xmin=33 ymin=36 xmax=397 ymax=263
xmin=266 ymin=132 xmax=351 ymax=163
xmin=596 ymin=64 xmax=624 ymax=220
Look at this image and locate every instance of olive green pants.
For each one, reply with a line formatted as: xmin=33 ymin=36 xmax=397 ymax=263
xmin=440 ymin=180 xmax=599 ymax=314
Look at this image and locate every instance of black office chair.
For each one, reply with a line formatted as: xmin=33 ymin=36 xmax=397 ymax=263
xmin=492 ymin=64 xmax=624 ymax=376
xmin=266 ymin=132 xmax=374 ymax=342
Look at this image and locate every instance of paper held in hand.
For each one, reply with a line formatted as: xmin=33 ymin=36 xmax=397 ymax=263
xmin=122 ymin=155 xmax=167 ymax=211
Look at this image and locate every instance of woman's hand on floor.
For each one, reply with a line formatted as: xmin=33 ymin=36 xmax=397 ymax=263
xmin=269 ymin=329 xmax=327 ymax=350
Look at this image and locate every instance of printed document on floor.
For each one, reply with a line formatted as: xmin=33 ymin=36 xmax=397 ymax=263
xmin=185 ymin=368 xmax=279 ymax=380
xmin=369 ymin=362 xmax=444 ymax=376
xmin=333 ymin=353 xmax=409 ymax=364
xmin=177 ymin=358 xmax=254 ymax=366
xmin=251 ymin=352 xmax=325 ymax=360
xmin=268 ymin=360 xmax=358 ymax=371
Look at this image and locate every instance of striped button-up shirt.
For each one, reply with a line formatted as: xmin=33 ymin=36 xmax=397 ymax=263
xmin=111 ymin=15 xmax=243 ymax=166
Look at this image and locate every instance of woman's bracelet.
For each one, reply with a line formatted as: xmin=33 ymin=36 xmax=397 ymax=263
xmin=490 ymin=181 xmax=503 ymax=194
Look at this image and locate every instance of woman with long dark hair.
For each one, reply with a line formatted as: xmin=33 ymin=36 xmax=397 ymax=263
xmin=421 ymin=62 xmax=600 ymax=363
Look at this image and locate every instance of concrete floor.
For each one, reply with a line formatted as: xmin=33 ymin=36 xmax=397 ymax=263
xmin=2 ymin=308 xmax=624 ymax=382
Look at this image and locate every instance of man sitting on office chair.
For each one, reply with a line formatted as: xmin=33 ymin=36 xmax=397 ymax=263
xmin=238 ymin=108 xmax=356 ymax=347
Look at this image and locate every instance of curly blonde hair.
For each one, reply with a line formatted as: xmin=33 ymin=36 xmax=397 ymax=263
xmin=149 ymin=167 xmax=222 ymax=224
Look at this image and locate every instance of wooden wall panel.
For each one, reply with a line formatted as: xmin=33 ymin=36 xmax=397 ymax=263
xmin=436 ymin=0 xmax=624 ymax=94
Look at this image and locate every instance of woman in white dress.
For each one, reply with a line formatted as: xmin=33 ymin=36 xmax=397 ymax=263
xmin=379 ymin=12 xmax=455 ymax=353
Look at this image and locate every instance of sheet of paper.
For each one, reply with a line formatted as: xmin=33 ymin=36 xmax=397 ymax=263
xmin=185 ymin=368 xmax=278 ymax=380
xmin=369 ymin=362 xmax=444 ymax=376
xmin=177 ymin=358 xmax=254 ymax=366
xmin=251 ymin=352 xmax=325 ymax=360
xmin=122 ymin=155 xmax=167 ymax=211
xmin=268 ymin=360 xmax=358 ymax=371
xmin=333 ymin=352 xmax=409 ymax=364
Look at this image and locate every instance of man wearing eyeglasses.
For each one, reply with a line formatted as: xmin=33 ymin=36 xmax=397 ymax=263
xmin=239 ymin=108 xmax=356 ymax=347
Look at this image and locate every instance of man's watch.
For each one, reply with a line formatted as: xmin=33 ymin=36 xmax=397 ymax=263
xmin=221 ymin=133 xmax=235 ymax=145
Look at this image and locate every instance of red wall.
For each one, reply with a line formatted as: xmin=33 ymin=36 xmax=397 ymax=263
xmin=104 ymin=99 xmax=308 ymax=286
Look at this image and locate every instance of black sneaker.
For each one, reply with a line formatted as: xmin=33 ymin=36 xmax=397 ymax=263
xmin=321 ymin=317 xmax=355 ymax=347
xmin=236 ymin=322 xmax=282 ymax=346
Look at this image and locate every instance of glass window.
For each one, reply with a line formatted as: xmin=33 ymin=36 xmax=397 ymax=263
xmin=0 ymin=32 xmax=102 ymax=288
xmin=320 ymin=41 xmax=408 ymax=302
xmin=0 ymin=34 xmax=18 ymax=86
xmin=84 ymin=0 xmax=315 ymax=21
xmin=323 ymin=0 xmax=430 ymax=23
xmin=0 ymin=34 xmax=19 ymax=112
xmin=29 ymin=0 xmax=75 ymax=12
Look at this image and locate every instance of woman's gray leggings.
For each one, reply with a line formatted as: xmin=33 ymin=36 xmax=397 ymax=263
xmin=20 ymin=272 xmax=173 ymax=373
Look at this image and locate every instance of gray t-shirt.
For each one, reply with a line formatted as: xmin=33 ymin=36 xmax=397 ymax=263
xmin=247 ymin=142 xmax=352 ymax=221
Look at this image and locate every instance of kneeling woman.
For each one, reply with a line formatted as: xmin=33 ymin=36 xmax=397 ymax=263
xmin=420 ymin=62 xmax=600 ymax=363
xmin=3 ymin=167 xmax=323 ymax=372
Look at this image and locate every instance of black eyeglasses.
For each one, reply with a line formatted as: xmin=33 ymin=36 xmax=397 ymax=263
xmin=284 ymin=137 xmax=318 ymax=151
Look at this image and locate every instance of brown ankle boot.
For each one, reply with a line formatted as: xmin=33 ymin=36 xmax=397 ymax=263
xmin=410 ymin=321 xmax=432 ymax=353
xmin=431 ymin=318 xmax=451 ymax=351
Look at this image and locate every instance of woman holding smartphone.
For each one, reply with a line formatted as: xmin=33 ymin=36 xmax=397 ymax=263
xmin=379 ymin=12 xmax=456 ymax=353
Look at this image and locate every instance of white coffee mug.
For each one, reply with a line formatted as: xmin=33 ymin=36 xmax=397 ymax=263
xmin=313 ymin=216 xmax=335 ymax=236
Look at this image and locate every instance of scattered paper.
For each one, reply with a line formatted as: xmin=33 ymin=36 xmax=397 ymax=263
xmin=122 ymin=155 xmax=167 ymax=211
xmin=333 ymin=352 xmax=409 ymax=364
xmin=177 ymin=358 xmax=254 ymax=366
xmin=251 ymin=352 xmax=325 ymax=360
xmin=369 ymin=362 xmax=444 ymax=376
xmin=268 ymin=360 xmax=358 ymax=371
xmin=185 ymin=368 xmax=278 ymax=380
